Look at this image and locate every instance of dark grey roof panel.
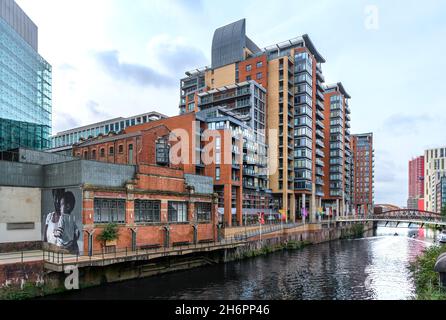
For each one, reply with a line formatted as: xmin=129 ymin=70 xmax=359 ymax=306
xmin=302 ymin=34 xmax=325 ymax=63
xmin=212 ymin=19 xmax=247 ymax=69
xmin=246 ymin=36 xmax=261 ymax=54
xmin=0 ymin=0 xmax=38 ymax=50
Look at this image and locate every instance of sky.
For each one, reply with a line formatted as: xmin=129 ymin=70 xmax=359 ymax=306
xmin=16 ymin=0 xmax=446 ymax=207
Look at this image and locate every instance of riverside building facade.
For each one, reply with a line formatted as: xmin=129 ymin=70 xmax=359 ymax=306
xmin=424 ymin=147 xmax=446 ymax=212
xmin=0 ymin=0 xmax=52 ymax=151
xmin=178 ymin=18 xmax=359 ymax=222
xmin=322 ymin=83 xmax=353 ymax=216
xmin=408 ymin=155 xmax=425 ymax=210
xmin=351 ymin=133 xmax=374 ymax=214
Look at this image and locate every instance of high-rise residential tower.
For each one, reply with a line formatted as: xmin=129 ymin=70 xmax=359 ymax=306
xmin=179 ymin=19 xmax=334 ymax=223
xmin=424 ymin=147 xmax=446 ymax=212
xmin=408 ymin=156 xmax=424 ymax=210
xmin=0 ymin=0 xmax=52 ymax=151
xmin=351 ymin=133 xmax=374 ymax=214
xmin=322 ymin=83 xmax=353 ymax=216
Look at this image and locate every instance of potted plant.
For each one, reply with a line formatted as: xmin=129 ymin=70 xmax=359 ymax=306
xmin=97 ymin=223 xmax=119 ymax=248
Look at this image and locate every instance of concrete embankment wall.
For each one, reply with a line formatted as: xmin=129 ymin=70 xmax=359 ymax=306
xmin=224 ymin=222 xmax=374 ymax=262
xmin=0 ymin=222 xmax=372 ymax=299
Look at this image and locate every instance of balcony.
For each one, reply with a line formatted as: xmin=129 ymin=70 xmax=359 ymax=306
xmin=316 ymin=109 xmax=325 ymax=120
xmin=316 ymin=149 xmax=325 ymax=158
xmin=316 ymin=79 xmax=324 ymax=89
xmin=316 ymin=139 xmax=325 ymax=148
xmin=316 ymin=168 xmax=325 ymax=177
xmin=345 ymin=105 xmax=351 ymax=114
xmin=316 ymin=100 xmax=325 ymax=110
xmin=316 ymin=120 xmax=325 ymax=129
xmin=345 ymin=121 xmax=351 ymax=129
xmin=345 ymin=135 xmax=351 ymax=143
xmin=316 ymin=129 xmax=325 ymax=139
xmin=316 ymin=69 xmax=325 ymax=82
xmin=345 ymin=113 xmax=351 ymax=121
xmin=316 ymin=90 xmax=325 ymax=101
xmin=316 ymin=177 xmax=324 ymax=186
xmin=316 ymin=159 xmax=325 ymax=167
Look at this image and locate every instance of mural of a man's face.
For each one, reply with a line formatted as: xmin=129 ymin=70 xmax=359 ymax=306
xmin=60 ymin=198 xmax=70 ymax=214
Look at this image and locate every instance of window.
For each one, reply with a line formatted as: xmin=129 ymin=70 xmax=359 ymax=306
xmin=83 ymin=151 xmax=88 ymax=159
xmin=246 ymin=64 xmax=252 ymax=72
xmin=118 ymin=145 xmax=124 ymax=154
xmin=188 ymin=102 xmax=195 ymax=112
xmin=94 ymin=199 xmax=126 ymax=224
xmin=216 ymin=167 xmax=221 ymax=180
xmin=109 ymin=146 xmax=114 ymax=155
xmin=168 ymin=202 xmax=188 ymax=222
xmin=128 ymin=144 xmax=134 ymax=165
xmin=195 ymin=203 xmax=212 ymax=222
xmin=134 ymin=200 xmax=161 ymax=223
xmin=156 ymin=137 xmax=170 ymax=165
xmin=100 ymin=148 xmax=105 ymax=157
xmin=256 ymin=61 xmax=263 ymax=68
xmin=92 ymin=150 xmax=97 ymax=160
xmin=246 ymin=75 xmax=252 ymax=81
xmin=256 ymin=72 xmax=263 ymax=80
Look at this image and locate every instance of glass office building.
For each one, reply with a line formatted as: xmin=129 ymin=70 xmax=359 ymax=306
xmin=0 ymin=0 xmax=52 ymax=151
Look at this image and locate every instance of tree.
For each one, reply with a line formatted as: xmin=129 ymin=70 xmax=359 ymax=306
xmin=97 ymin=223 xmax=119 ymax=247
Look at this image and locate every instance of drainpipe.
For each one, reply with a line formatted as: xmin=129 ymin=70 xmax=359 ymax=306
xmin=434 ymin=252 xmax=446 ymax=288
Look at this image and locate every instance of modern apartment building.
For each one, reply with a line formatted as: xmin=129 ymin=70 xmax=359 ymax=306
xmin=322 ymin=83 xmax=353 ymax=216
xmin=0 ymin=0 xmax=52 ymax=151
xmin=408 ymin=156 xmax=424 ymax=210
xmin=72 ymin=108 xmax=275 ymax=227
xmin=49 ymin=111 xmax=167 ymax=153
xmin=179 ymin=19 xmax=332 ymax=222
xmin=424 ymin=147 xmax=446 ymax=212
xmin=351 ymin=133 xmax=374 ymax=214
xmin=436 ymin=175 xmax=446 ymax=214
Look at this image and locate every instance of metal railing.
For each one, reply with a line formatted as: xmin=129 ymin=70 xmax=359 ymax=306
xmin=43 ymin=237 xmax=247 ymax=266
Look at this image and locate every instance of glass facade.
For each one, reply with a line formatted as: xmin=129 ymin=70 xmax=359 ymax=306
xmin=0 ymin=15 xmax=52 ymax=151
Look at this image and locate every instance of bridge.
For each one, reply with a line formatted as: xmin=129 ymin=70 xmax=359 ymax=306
xmin=339 ymin=209 xmax=446 ymax=228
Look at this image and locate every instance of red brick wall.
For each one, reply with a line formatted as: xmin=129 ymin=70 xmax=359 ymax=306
xmin=239 ymin=55 xmax=268 ymax=88
xmin=82 ymin=189 xmax=217 ymax=253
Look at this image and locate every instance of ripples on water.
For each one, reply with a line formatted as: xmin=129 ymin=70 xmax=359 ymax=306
xmin=45 ymin=226 xmax=435 ymax=300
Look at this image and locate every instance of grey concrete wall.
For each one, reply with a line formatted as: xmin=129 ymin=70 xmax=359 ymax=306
xmin=0 ymin=161 xmax=42 ymax=187
xmin=184 ymin=174 xmax=213 ymax=195
xmin=0 ymin=0 xmax=38 ymax=50
xmin=0 ymin=187 xmax=41 ymax=243
xmin=80 ymin=161 xmax=136 ymax=188
xmin=43 ymin=161 xmax=83 ymax=188
xmin=19 ymin=148 xmax=77 ymax=166
xmin=1 ymin=159 xmax=135 ymax=189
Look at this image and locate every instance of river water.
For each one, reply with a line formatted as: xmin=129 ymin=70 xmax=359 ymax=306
xmin=45 ymin=225 xmax=441 ymax=300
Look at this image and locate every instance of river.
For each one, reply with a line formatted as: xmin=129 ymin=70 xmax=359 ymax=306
xmin=44 ymin=225 xmax=441 ymax=300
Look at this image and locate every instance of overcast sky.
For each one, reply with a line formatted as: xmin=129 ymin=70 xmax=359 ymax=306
xmin=16 ymin=0 xmax=446 ymax=207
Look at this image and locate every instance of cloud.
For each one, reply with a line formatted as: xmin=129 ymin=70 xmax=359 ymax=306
xmin=58 ymin=63 xmax=77 ymax=71
xmin=52 ymin=112 xmax=80 ymax=133
xmin=86 ymin=100 xmax=110 ymax=119
xmin=382 ymin=114 xmax=433 ymax=136
xmin=175 ymin=0 xmax=204 ymax=12
xmin=147 ymin=35 xmax=208 ymax=74
xmin=93 ymin=50 xmax=176 ymax=87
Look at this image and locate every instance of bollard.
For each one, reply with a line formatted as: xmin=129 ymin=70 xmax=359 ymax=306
xmin=434 ymin=253 xmax=446 ymax=288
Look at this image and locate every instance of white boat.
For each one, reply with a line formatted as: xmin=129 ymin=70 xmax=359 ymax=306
xmin=439 ymin=231 xmax=446 ymax=244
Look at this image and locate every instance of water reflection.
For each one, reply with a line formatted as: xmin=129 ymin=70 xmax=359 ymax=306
xmin=44 ymin=227 xmax=434 ymax=301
